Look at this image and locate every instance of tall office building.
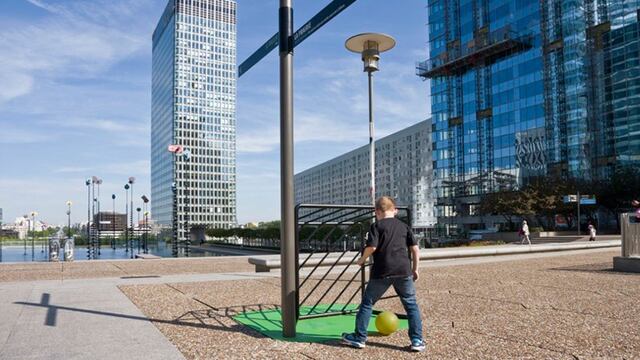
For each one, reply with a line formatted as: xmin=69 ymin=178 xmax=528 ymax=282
xmin=151 ymin=0 xmax=237 ymax=244
xmin=295 ymin=120 xmax=436 ymax=232
xmin=417 ymin=0 xmax=639 ymax=231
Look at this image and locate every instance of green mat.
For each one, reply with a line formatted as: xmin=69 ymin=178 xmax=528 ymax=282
xmin=233 ymin=304 xmax=408 ymax=343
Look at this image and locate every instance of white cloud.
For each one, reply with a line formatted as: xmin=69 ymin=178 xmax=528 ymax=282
xmin=0 ymin=0 xmax=151 ymax=104
xmin=236 ymin=56 xmax=428 ymax=154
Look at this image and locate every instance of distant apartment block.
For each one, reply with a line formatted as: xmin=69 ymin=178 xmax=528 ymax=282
xmin=294 ymin=120 xmax=436 ymax=231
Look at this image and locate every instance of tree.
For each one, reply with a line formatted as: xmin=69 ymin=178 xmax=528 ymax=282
xmin=594 ymin=166 xmax=640 ymax=229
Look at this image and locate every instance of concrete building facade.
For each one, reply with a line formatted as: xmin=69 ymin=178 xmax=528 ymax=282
xmin=294 ymin=120 xmax=436 ymax=232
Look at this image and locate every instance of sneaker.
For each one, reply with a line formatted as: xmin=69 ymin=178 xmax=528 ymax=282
xmin=410 ymin=339 xmax=426 ymax=352
xmin=341 ymin=333 xmax=365 ymax=349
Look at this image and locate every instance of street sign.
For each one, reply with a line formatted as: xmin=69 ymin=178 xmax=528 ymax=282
xmin=580 ymin=197 xmax=597 ymax=205
xmin=238 ymin=0 xmax=358 ymax=77
xmin=563 ymin=194 xmax=596 ymax=204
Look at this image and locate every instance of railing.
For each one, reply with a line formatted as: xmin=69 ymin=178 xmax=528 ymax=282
xmin=294 ymin=204 xmax=411 ymax=320
xmin=417 ymin=25 xmax=533 ymax=78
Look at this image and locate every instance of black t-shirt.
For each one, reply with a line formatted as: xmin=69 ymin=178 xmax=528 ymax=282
xmin=367 ymin=217 xmax=417 ymax=279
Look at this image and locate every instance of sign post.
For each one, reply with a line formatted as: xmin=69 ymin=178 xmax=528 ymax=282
xmin=240 ymin=0 xmax=360 ymax=339
xmin=279 ymin=0 xmax=297 ymax=339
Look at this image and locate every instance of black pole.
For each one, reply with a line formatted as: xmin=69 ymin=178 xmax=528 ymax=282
xmin=87 ymin=180 xmax=91 ymax=260
xmin=172 ymin=181 xmax=178 ymax=257
xmin=136 ymin=208 xmax=141 ymax=253
xmin=130 ymin=183 xmax=134 ymax=259
xmin=125 ymin=184 xmax=129 ymax=254
xmin=97 ymin=184 xmax=101 ymax=256
xmin=184 ymin=165 xmax=190 ymax=257
xmin=31 ymin=216 xmax=34 ymax=261
xmin=112 ymin=194 xmax=116 ymax=250
xmin=67 ymin=204 xmax=71 ymax=238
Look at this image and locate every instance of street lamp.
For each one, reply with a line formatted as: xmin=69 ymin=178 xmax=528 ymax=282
xmin=30 ymin=211 xmax=38 ymax=260
xmin=141 ymin=195 xmax=149 ymax=253
xmin=345 ymin=33 xmax=396 ymax=207
xmin=128 ymin=177 xmax=135 ymax=259
xmin=66 ymin=201 xmax=72 ymax=238
xmin=167 ymin=145 xmax=190 ymax=257
xmin=143 ymin=210 xmax=150 ymax=254
xmin=86 ymin=178 xmax=91 ymax=259
xmin=124 ymin=183 xmax=130 ymax=255
xmin=111 ymin=194 xmax=116 ymax=250
xmin=136 ymin=207 xmax=141 ymax=253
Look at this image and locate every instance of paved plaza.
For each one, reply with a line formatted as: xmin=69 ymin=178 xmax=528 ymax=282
xmin=0 ymin=248 xmax=638 ymax=359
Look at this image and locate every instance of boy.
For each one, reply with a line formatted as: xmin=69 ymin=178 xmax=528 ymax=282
xmin=342 ymin=196 xmax=425 ymax=352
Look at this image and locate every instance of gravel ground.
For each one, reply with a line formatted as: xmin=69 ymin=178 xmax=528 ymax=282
xmin=0 ymin=257 xmax=254 ymax=282
xmin=118 ymin=249 xmax=640 ymax=359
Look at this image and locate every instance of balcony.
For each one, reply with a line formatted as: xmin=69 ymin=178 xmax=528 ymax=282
xmin=417 ymin=26 xmax=533 ymax=78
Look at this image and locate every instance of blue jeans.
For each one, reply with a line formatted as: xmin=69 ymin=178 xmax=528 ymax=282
xmin=354 ymin=276 xmax=423 ymax=342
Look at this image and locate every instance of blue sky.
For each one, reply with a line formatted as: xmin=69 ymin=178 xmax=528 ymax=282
xmin=0 ymin=0 xmax=430 ymax=225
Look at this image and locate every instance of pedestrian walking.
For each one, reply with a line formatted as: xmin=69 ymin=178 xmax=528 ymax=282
xmin=588 ymin=223 xmax=597 ymax=241
xmin=520 ymin=220 xmax=531 ymax=245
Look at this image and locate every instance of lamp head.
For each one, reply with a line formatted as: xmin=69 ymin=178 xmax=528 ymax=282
xmin=112 ymin=194 xmax=116 ymax=200
xmin=345 ymin=33 xmax=396 ymax=73
xmin=141 ymin=195 xmax=149 ymax=203
xmin=66 ymin=201 xmax=72 ymax=206
xmin=85 ymin=178 xmax=91 ymax=186
xmin=124 ymin=184 xmax=130 ymax=190
xmin=128 ymin=177 xmax=136 ymax=184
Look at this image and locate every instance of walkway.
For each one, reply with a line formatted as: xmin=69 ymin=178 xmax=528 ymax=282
xmin=0 ymin=247 xmax=637 ymax=359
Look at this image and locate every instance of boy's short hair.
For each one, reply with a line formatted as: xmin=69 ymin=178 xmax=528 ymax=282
xmin=375 ymin=196 xmax=396 ymax=212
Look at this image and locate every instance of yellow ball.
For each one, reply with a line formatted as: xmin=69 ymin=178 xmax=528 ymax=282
xmin=375 ymin=311 xmax=399 ymax=336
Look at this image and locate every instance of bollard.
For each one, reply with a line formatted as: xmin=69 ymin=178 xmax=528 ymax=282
xmin=613 ymin=213 xmax=640 ymax=273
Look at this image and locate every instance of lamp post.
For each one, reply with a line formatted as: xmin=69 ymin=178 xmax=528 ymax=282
xmin=143 ymin=210 xmax=149 ymax=254
xmin=141 ymin=195 xmax=149 ymax=254
xmin=124 ymin=183 xmax=130 ymax=255
xmin=345 ymin=33 xmax=396 ymax=207
xmin=30 ymin=211 xmax=38 ymax=260
xmin=66 ymin=201 xmax=72 ymax=238
xmin=22 ymin=215 xmax=28 ymax=256
xmin=167 ymin=145 xmax=189 ymax=257
xmin=96 ymin=178 xmax=102 ymax=255
xmin=112 ymin=194 xmax=116 ymax=250
xmin=182 ymin=150 xmax=191 ymax=257
xmin=86 ymin=178 xmax=91 ymax=259
xmin=128 ymin=177 xmax=135 ymax=259
xmin=136 ymin=207 xmax=141 ymax=253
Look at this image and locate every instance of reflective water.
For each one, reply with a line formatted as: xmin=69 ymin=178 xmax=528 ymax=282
xmin=0 ymin=240 xmax=225 ymax=262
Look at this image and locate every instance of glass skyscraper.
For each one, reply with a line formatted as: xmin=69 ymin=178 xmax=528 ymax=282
xmin=418 ymin=0 xmax=639 ymax=231
xmin=151 ymin=0 xmax=237 ymax=243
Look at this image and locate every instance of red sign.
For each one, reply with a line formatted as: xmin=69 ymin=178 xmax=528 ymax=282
xmin=167 ymin=144 xmax=183 ymax=154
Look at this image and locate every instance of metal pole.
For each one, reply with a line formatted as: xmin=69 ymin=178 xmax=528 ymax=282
xmin=97 ymin=184 xmax=101 ymax=256
xmin=87 ymin=183 xmax=91 ymax=260
xmin=67 ymin=204 xmax=71 ymax=238
xmin=130 ymin=185 xmax=134 ymax=259
xmin=184 ymin=169 xmax=190 ymax=257
xmin=112 ymin=195 xmax=116 ymax=250
xmin=279 ymin=0 xmax=296 ymax=338
xmin=31 ymin=217 xmax=34 ymax=260
xmin=137 ymin=208 xmax=141 ymax=253
xmin=368 ymin=71 xmax=375 ymax=207
xmin=125 ymin=188 xmax=129 ymax=253
xmin=577 ymin=190 xmax=581 ymax=236
xmin=92 ymin=182 xmax=95 ymax=259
